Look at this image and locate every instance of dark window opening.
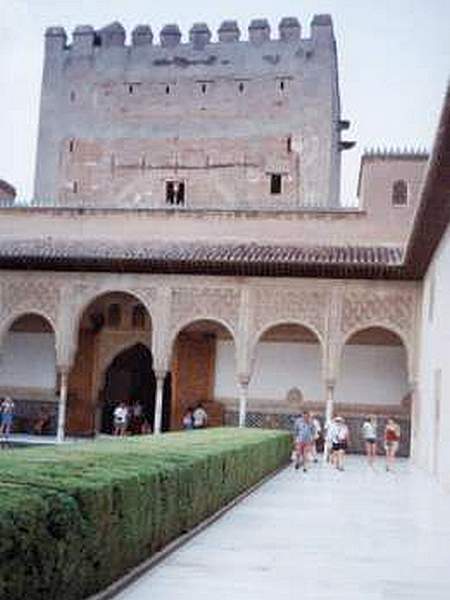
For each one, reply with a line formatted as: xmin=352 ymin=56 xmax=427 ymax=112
xmin=72 ymin=181 xmax=78 ymax=194
xmin=70 ymin=91 xmax=76 ymax=102
xmin=128 ymin=84 xmax=134 ymax=94
xmin=165 ymin=85 xmax=170 ymax=95
xmin=287 ymin=136 xmax=292 ymax=153
xmin=392 ymin=179 xmax=408 ymax=206
xmin=166 ymin=181 xmax=185 ymax=206
xmin=280 ymin=80 xmax=285 ymax=91
xmin=238 ymin=82 xmax=244 ymax=93
xmin=69 ymin=139 xmax=75 ymax=153
xmin=201 ymin=83 xmax=207 ymax=94
xmin=107 ymin=303 xmax=121 ymax=328
xmin=270 ymin=174 xmax=282 ymax=195
xmin=132 ymin=305 xmax=146 ymax=329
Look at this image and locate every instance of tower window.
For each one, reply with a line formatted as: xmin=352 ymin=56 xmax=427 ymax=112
xmin=238 ymin=82 xmax=245 ymax=93
xmin=280 ymin=80 xmax=285 ymax=91
xmin=72 ymin=181 xmax=78 ymax=194
xmin=166 ymin=181 xmax=185 ymax=206
xmin=70 ymin=91 xmax=76 ymax=102
xmin=287 ymin=136 xmax=292 ymax=153
xmin=201 ymin=83 xmax=207 ymax=94
xmin=392 ymin=180 xmax=408 ymax=206
xmin=69 ymin=139 xmax=75 ymax=153
xmin=128 ymin=84 xmax=134 ymax=94
xmin=165 ymin=85 xmax=170 ymax=95
xmin=270 ymin=174 xmax=282 ymax=195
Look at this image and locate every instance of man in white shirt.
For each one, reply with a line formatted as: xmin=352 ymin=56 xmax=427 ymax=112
xmin=113 ymin=402 xmax=129 ymax=437
xmin=192 ymin=404 xmax=208 ymax=429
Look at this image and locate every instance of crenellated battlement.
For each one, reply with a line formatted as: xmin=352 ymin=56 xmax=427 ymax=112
xmin=35 ymin=13 xmax=342 ymax=210
xmin=362 ymin=147 xmax=429 ymax=161
xmin=44 ymin=15 xmax=333 ymax=53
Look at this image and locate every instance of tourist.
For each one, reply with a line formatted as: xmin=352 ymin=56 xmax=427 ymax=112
xmin=113 ymin=402 xmax=128 ymax=437
xmin=0 ymin=395 xmax=14 ymax=439
xmin=329 ymin=416 xmax=349 ymax=471
xmin=131 ymin=401 xmax=143 ymax=434
xmin=311 ymin=414 xmax=323 ymax=462
xmin=33 ymin=407 xmax=51 ymax=435
xmin=293 ymin=411 xmax=315 ymax=472
xmin=192 ymin=404 xmax=208 ymax=429
xmin=182 ymin=408 xmax=194 ymax=430
xmin=362 ymin=415 xmax=378 ymax=466
xmin=384 ymin=418 xmax=401 ymax=471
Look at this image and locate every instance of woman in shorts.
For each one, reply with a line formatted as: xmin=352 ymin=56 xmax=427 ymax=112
xmin=330 ymin=416 xmax=349 ymax=471
xmin=362 ymin=416 xmax=377 ymax=466
xmin=384 ymin=418 xmax=401 ymax=471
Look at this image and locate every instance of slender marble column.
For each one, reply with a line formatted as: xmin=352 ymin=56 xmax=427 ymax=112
xmin=238 ymin=375 xmax=250 ymax=428
xmin=153 ymin=370 xmax=167 ymax=434
xmin=56 ymin=367 xmax=69 ymax=443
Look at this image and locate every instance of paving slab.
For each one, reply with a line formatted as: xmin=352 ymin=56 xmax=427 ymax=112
xmin=115 ymin=457 xmax=450 ymax=600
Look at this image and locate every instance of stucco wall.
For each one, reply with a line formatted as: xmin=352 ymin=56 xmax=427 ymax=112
xmin=416 ymin=223 xmax=450 ymax=490
xmin=215 ymin=339 xmax=408 ymax=410
xmin=0 ymin=332 xmax=56 ymax=390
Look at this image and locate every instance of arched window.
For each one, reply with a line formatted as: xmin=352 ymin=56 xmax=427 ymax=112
xmin=132 ymin=304 xmax=146 ymax=329
xmin=392 ymin=180 xmax=408 ymax=206
xmin=107 ymin=303 xmax=121 ymax=327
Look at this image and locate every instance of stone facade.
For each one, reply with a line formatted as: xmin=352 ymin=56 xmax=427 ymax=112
xmin=34 ymin=16 xmax=345 ymax=209
xmin=0 ymin=271 xmax=419 ymax=436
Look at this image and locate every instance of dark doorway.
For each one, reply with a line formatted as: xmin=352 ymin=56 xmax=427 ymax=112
xmin=100 ymin=344 xmax=171 ymax=433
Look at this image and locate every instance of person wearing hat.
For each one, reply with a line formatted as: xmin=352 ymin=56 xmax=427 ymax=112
xmin=329 ymin=416 xmax=350 ymax=471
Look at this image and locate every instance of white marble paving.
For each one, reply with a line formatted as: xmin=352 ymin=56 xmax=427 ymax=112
xmin=115 ymin=457 xmax=450 ymax=600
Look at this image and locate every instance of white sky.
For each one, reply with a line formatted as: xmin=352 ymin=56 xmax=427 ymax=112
xmin=1 ymin=0 xmax=449 ymax=204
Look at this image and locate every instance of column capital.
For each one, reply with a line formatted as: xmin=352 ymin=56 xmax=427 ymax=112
xmin=154 ymin=369 xmax=167 ymax=382
xmin=57 ymin=364 xmax=72 ymax=376
xmin=325 ymin=377 xmax=336 ymax=389
xmin=237 ymin=372 xmax=251 ymax=387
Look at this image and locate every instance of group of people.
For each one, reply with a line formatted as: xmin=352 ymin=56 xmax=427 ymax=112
xmin=112 ymin=401 xmax=152 ymax=436
xmin=182 ymin=404 xmax=208 ymax=430
xmin=112 ymin=401 xmax=209 ymax=435
xmin=293 ymin=411 xmax=402 ymax=472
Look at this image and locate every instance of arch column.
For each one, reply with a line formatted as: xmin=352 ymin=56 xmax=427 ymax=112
xmin=324 ymin=378 xmax=336 ymax=425
xmin=56 ymin=364 xmax=70 ymax=443
xmin=237 ymin=373 xmax=251 ymax=428
xmin=153 ymin=369 xmax=167 ymax=434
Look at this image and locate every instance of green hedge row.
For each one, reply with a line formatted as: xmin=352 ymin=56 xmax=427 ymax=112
xmin=0 ymin=428 xmax=291 ymax=600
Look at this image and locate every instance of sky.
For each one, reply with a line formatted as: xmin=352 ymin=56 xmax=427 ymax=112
xmin=0 ymin=0 xmax=449 ymax=204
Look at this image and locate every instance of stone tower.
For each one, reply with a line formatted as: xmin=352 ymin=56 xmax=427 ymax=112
xmin=34 ymin=15 xmax=350 ymax=209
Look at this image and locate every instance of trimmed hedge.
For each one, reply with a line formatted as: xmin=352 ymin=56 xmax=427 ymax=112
xmin=0 ymin=428 xmax=291 ymax=600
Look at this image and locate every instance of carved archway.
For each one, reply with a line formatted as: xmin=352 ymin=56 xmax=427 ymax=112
xmin=170 ymin=318 xmax=237 ymax=430
xmin=248 ymin=322 xmax=323 ymax=420
xmin=66 ymin=291 xmax=154 ymax=435
xmin=0 ymin=313 xmax=58 ymax=433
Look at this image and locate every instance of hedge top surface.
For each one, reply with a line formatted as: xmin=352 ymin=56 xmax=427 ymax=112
xmin=0 ymin=428 xmax=291 ymax=495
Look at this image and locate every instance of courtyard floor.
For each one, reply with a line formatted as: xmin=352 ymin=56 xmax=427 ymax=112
xmin=114 ymin=455 xmax=450 ymax=600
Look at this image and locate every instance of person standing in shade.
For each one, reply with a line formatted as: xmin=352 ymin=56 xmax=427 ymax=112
xmin=384 ymin=418 xmax=401 ymax=471
xmin=0 ymin=396 xmax=14 ymax=439
xmin=192 ymin=403 xmax=208 ymax=429
xmin=182 ymin=408 xmax=194 ymax=430
xmin=113 ymin=402 xmax=128 ymax=437
xmin=362 ymin=415 xmax=378 ymax=466
xmin=293 ymin=411 xmax=315 ymax=472
xmin=330 ymin=416 xmax=350 ymax=471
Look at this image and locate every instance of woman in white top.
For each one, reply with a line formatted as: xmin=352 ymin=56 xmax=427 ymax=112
xmin=362 ymin=416 xmax=377 ymax=466
xmin=329 ymin=416 xmax=350 ymax=471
